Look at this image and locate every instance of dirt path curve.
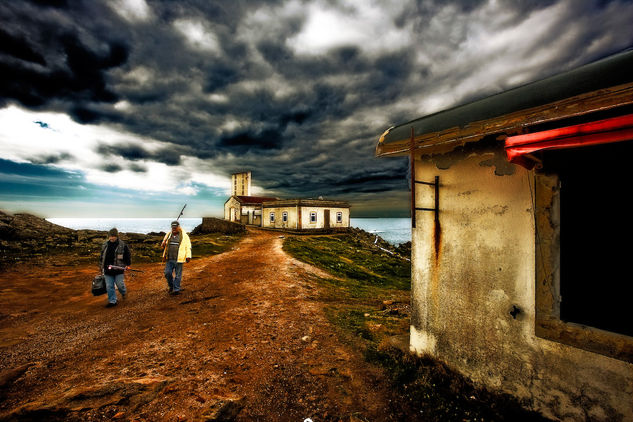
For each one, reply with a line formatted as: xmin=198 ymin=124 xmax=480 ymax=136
xmin=0 ymin=229 xmax=397 ymax=421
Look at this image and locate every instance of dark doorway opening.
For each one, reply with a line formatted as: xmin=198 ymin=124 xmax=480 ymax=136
xmin=543 ymin=141 xmax=633 ymax=337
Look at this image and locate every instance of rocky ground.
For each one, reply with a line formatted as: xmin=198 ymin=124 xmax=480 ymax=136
xmin=0 ymin=211 xmax=239 ymax=268
xmin=0 ymin=211 xmax=547 ymax=421
xmin=0 ymin=226 xmax=401 ymax=421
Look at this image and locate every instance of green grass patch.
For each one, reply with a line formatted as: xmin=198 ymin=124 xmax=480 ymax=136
xmin=283 ymin=234 xmax=410 ymax=291
xmin=124 ymin=232 xmax=244 ymax=263
xmin=190 ymin=233 xmax=244 ymax=259
xmin=283 ymin=233 xmax=411 ymax=347
xmin=283 ymin=233 xmax=549 ymax=421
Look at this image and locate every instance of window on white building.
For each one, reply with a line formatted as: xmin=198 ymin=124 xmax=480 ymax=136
xmin=336 ymin=212 xmax=343 ymax=223
xmin=310 ymin=212 xmax=317 ymax=223
xmin=270 ymin=212 xmax=275 ymax=223
xmin=282 ymin=212 xmax=288 ymax=222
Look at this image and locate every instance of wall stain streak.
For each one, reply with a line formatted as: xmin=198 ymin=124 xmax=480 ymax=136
xmin=434 ymin=214 xmax=441 ymax=261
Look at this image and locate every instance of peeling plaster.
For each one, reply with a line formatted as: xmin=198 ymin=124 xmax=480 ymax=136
xmin=478 ymin=152 xmax=517 ymax=176
xmin=425 ymin=136 xmax=517 ymax=176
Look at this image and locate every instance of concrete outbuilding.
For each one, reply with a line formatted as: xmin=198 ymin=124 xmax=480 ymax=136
xmin=376 ymin=50 xmax=633 ymax=420
xmin=223 ymin=171 xmax=277 ymax=225
xmin=224 ymin=195 xmax=277 ymax=226
xmin=261 ymin=199 xmax=350 ymax=232
xmin=224 ymin=172 xmax=350 ymax=231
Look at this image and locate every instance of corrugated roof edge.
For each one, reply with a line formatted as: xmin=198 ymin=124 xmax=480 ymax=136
xmin=376 ymin=48 xmax=633 ymax=157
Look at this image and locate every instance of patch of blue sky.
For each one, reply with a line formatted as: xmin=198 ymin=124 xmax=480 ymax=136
xmin=0 ymin=159 xmax=227 ymax=217
xmin=0 ymin=159 xmax=86 ymax=197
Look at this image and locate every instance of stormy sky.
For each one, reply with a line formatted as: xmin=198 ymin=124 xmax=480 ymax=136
xmin=1 ymin=0 xmax=632 ymax=217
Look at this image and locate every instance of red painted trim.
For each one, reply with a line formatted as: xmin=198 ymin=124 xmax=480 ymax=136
xmin=505 ymin=114 xmax=633 ymax=165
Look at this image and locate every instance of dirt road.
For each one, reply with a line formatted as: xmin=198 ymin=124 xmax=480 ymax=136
xmin=0 ymin=229 xmax=401 ymax=421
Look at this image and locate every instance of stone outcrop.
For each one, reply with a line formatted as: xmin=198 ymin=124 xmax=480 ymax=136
xmin=0 ymin=210 xmax=164 ymax=266
xmin=191 ymin=217 xmax=246 ymax=235
xmin=0 ymin=210 xmax=73 ymax=240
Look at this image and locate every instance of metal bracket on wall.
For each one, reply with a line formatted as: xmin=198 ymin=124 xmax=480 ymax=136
xmin=412 ymin=175 xmax=439 ymax=228
xmin=410 ymin=127 xmax=440 ymax=229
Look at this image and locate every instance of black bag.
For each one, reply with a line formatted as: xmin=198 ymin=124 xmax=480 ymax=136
xmin=92 ymin=274 xmax=107 ymax=296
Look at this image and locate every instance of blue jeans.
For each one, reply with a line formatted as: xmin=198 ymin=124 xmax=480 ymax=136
xmin=105 ymin=273 xmax=126 ymax=304
xmin=164 ymin=260 xmax=183 ymax=292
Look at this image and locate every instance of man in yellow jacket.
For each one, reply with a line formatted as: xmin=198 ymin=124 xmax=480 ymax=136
xmin=161 ymin=221 xmax=192 ymax=295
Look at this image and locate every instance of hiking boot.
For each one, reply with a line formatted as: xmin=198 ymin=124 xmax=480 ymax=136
xmin=106 ymin=302 xmax=117 ymax=308
xmin=121 ymin=292 xmax=127 ymax=300
xmin=170 ymin=290 xmax=180 ymax=296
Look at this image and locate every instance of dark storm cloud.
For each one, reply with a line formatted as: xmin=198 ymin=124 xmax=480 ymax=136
xmin=69 ymin=104 xmax=126 ymax=124
xmin=0 ymin=27 xmax=47 ymax=66
xmin=30 ymin=152 xmax=74 ymax=165
xmin=2 ymin=0 xmax=633 ymax=216
xmin=97 ymin=144 xmax=149 ymax=161
xmin=218 ymin=128 xmax=284 ymax=152
xmin=128 ymin=163 xmax=147 ymax=173
xmin=97 ymin=143 xmax=182 ymax=166
xmin=0 ymin=1 xmax=130 ymax=109
xmin=204 ymin=61 xmax=244 ymax=93
xmin=101 ymin=163 xmax=123 ymax=173
xmin=336 ymin=170 xmax=409 ymax=188
xmin=29 ymin=0 xmax=69 ymax=7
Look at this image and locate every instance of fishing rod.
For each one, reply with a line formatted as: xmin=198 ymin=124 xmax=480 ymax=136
xmin=176 ymin=204 xmax=187 ymax=221
xmin=107 ymin=265 xmax=144 ymax=273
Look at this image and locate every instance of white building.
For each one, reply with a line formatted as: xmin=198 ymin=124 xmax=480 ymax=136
xmin=224 ymin=195 xmax=278 ymax=226
xmin=261 ymin=199 xmax=350 ymax=231
xmin=223 ymin=173 xmax=350 ymax=231
xmin=375 ymin=50 xmax=633 ymax=421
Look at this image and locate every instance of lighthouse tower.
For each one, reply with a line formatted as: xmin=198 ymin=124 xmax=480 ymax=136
xmin=231 ymin=172 xmax=251 ymax=196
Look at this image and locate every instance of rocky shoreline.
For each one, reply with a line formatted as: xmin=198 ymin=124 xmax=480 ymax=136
xmin=0 ymin=211 xmax=410 ymax=268
xmin=0 ymin=211 xmax=165 ymax=267
xmin=346 ymin=226 xmax=411 ymax=258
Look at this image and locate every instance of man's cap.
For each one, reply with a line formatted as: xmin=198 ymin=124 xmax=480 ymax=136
xmin=108 ymin=228 xmax=118 ymax=237
xmin=171 ymin=221 xmax=180 ymax=227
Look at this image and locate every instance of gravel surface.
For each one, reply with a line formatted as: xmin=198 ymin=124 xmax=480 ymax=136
xmin=1 ymin=229 xmax=404 ymax=421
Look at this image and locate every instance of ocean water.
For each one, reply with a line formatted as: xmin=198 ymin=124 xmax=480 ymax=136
xmin=47 ymin=217 xmax=411 ymax=245
xmin=350 ymin=218 xmax=410 ymax=245
xmin=46 ymin=218 xmax=203 ymax=235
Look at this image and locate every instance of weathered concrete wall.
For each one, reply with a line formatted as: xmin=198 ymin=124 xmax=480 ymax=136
xmin=224 ymin=197 xmax=241 ymax=222
xmin=261 ymin=206 xmax=300 ymax=230
xmin=410 ymin=147 xmax=633 ymax=421
xmin=261 ymin=206 xmax=350 ymax=230
xmin=240 ymin=205 xmax=261 ymax=226
xmin=299 ymin=207 xmax=350 ymax=230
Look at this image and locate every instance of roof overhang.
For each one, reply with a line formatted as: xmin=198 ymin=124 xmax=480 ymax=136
xmin=376 ymin=49 xmax=633 ymax=159
xmin=505 ymin=114 xmax=633 ymax=168
xmin=235 ymin=195 xmax=278 ymax=205
xmin=262 ymin=199 xmax=350 ymax=208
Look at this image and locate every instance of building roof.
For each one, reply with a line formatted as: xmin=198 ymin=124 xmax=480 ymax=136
xmin=376 ymin=49 xmax=633 ymax=158
xmin=262 ymin=198 xmax=350 ymax=208
xmin=235 ymin=195 xmax=278 ymax=205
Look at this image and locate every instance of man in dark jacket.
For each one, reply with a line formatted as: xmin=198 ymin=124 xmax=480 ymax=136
xmin=100 ymin=228 xmax=131 ymax=307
